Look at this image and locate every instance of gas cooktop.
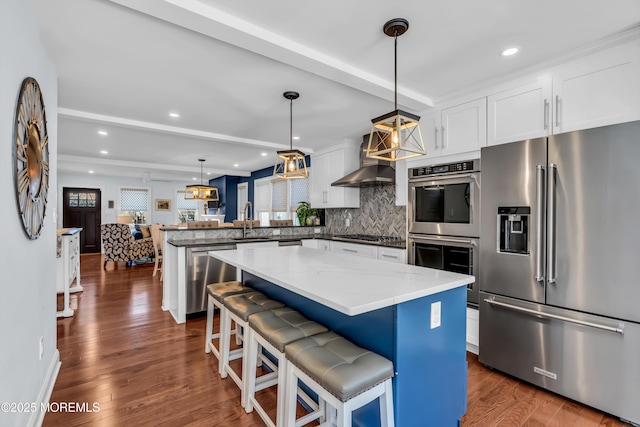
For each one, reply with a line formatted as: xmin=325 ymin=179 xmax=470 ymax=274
xmin=333 ymin=234 xmax=404 ymax=244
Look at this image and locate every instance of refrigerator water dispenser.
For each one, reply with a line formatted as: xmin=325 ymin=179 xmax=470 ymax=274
xmin=497 ymin=207 xmax=530 ymax=254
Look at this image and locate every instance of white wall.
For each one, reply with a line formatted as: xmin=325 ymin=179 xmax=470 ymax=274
xmin=57 ymin=172 xmax=197 ymax=228
xmin=0 ymin=1 xmax=59 ymax=426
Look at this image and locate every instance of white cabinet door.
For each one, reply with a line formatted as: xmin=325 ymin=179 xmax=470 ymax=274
xmin=377 ymin=246 xmax=406 ymax=264
xmin=301 ymin=239 xmax=318 ymax=249
xmin=310 ymin=146 xmax=360 ymax=208
xmin=488 ymin=78 xmax=553 ymax=146
xmin=553 ymin=40 xmax=640 ymax=134
xmin=421 ymin=98 xmax=487 ymax=159
xmin=466 ymin=307 xmax=479 ymax=354
xmin=330 ymin=241 xmax=378 ymax=258
xmin=440 ymin=98 xmax=487 ymax=156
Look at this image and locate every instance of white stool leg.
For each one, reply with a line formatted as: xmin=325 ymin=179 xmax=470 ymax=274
xmin=275 ymin=357 xmax=288 ymax=427
xmin=285 ymin=362 xmax=298 ymax=427
xmin=244 ymin=328 xmax=259 ymax=413
xmin=205 ymin=295 xmax=214 ymax=353
xmin=336 ymin=402 xmax=351 ymax=427
xmin=380 ymin=379 xmax=395 ymax=427
xmin=218 ymin=306 xmax=231 ymax=378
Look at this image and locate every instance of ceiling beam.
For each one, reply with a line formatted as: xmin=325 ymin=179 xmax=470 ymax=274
xmin=108 ymin=0 xmax=433 ymax=111
xmin=58 ymin=108 xmax=313 ymax=152
xmin=58 ymin=154 xmax=252 ymax=177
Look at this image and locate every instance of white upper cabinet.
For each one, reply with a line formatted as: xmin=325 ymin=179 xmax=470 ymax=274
xmin=552 ymin=40 xmax=640 ymax=134
xmin=488 ymin=39 xmax=640 ymax=145
xmin=488 ymin=77 xmax=553 ymax=145
xmin=441 ymin=98 xmax=488 ymax=156
xmin=421 ymin=98 xmax=487 ymax=158
xmin=310 ymin=144 xmax=360 ymax=208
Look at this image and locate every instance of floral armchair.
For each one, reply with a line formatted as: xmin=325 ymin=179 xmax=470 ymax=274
xmin=101 ymin=223 xmax=155 ymax=268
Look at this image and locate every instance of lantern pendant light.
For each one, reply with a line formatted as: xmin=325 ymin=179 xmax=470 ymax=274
xmin=274 ymin=91 xmax=308 ymax=179
xmin=184 ymin=159 xmax=219 ymax=201
xmin=367 ymin=18 xmax=426 ymax=161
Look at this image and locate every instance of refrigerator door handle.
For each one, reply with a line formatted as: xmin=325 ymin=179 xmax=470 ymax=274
xmin=535 ymin=165 xmax=546 ymax=282
xmin=547 ymin=163 xmax=557 ymax=284
xmin=484 ymin=298 xmax=625 ymax=335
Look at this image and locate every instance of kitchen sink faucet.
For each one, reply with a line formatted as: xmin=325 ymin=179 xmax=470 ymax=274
xmin=243 ymin=201 xmax=253 ymax=238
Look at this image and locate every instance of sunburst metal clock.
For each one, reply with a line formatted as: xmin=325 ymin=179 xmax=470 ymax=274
xmin=13 ymin=77 xmax=49 ymax=239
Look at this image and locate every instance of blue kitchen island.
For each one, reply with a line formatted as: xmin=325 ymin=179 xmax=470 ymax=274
xmin=209 ymin=246 xmax=474 ymax=427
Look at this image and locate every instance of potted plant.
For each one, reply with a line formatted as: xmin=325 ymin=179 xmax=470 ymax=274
xmin=296 ymin=201 xmax=317 ymax=226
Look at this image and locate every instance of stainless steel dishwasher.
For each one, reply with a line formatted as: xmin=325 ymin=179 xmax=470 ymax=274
xmin=185 ymin=245 xmax=237 ymax=314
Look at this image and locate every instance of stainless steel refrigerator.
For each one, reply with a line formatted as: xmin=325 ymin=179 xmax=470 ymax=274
xmin=479 ymin=120 xmax=640 ymax=425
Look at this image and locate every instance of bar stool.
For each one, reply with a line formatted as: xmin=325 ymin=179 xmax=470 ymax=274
xmin=221 ymin=291 xmax=285 ymax=406
xmin=204 ymin=281 xmax=254 ymax=375
xmin=284 ymin=331 xmax=395 ymax=427
xmin=245 ymin=307 xmax=328 ymax=427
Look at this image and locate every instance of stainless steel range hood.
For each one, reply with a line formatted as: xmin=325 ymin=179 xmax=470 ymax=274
xmin=331 ymin=138 xmax=395 ymax=187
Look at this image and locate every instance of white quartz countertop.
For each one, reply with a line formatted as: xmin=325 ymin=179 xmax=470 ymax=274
xmin=209 ymin=246 xmax=474 ymax=316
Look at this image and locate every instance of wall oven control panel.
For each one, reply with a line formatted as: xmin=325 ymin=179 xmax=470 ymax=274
xmin=411 ymin=160 xmax=479 ymax=178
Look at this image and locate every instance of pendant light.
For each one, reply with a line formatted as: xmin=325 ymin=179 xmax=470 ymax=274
xmin=273 ymin=91 xmax=308 ymax=179
xmin=366 ymin=18 xmax=425 ymax=161
xmin=184 ymin=159 xmax=219 ymax=201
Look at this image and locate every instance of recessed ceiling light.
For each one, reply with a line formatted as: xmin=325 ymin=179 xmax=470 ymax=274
xmin=192 ymin=177 xmax=197 ymax=181
xmin=501 ymin=47 xmax=519 ymax=57
xmin=233 ymin=163 xmax=239 ymax=167
xmin=97 ymin=130 xmax=108 ymax=136
xmin=88 ymin=170 xmax=94 ymax=174
xmin=261 ymin=152 xmax=267 ymax=156
xmin=100 ymin=150 xmax=108 ymax=154
xmin=169 ymin=112 xmax=180 ymax=118
xmin=293 ymin=136 xmax=300 ymax=140
xmin=206 ymin=172 xmax=211 ymax=175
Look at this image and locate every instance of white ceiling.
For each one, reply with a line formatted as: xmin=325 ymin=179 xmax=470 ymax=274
xmin=27 ymin=0 xmax=640 ymax=183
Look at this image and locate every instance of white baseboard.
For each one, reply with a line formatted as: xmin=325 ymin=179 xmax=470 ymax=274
xmin=28 ymin=350 xmax=61 ymax=427
xmin=466 ymin=342 xmax=479 ymax=355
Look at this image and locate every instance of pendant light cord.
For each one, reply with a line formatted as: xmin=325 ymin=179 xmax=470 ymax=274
xmin=289 ymin=97 xmax=293 ymax=150
xmin=394 ymin=29 xmax=398 ymax=111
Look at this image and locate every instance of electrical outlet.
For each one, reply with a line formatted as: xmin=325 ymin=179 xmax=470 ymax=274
xmin=272 ymin=229 xmax=280 ymax=236
xmin=430 ymin=301 xmax=441 ymax=329
xmin=345 ymin=218 xmax=350 ymax=227
xmin=314 ymin=228 xmax=321 ymax=234
xmin=39 ymin=336 xmax=44 ymax=360
xmin=195 ymin=231 xmax=205 ymax=239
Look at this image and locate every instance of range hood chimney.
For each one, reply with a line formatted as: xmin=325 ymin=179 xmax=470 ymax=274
xmin=331 ymin=135 xmax=395 ymax=187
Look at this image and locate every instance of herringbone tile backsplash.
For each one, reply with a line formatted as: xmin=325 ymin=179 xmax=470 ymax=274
xmin=325 ymin=184 xmax=406 ymax=239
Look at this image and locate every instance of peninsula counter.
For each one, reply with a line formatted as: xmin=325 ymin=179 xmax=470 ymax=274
xmin=209 ymin=246 xmax=474 ymax=427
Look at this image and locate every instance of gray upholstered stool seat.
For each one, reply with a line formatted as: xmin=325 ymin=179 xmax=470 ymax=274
xmin=245 ymin=308 xmax=328 ymax=426
xmin=207 ymin=280 xmax=253 ymax=302
xmin=285 ymin=331 xmax=395 ymax=426
xmin=224 ymin=291 xmax=286 ymax=321
xmin=249 ymin=307 xmax=329 ymax=351
xmin=219 ymin=291 xmax=285 ymax=407
xmin=205 ymin=281 xmax=253 ymax=360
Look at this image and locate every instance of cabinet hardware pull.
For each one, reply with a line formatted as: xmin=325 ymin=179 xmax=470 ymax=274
xmin=555 ymin=95 xmax=560 ymax=127
xmin=441 ymin=126 xmax=446 ymax=149
xmin=543 ymin=99 xmax=549 ymax=130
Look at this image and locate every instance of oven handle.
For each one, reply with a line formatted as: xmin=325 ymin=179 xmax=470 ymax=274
xmin=409 ymin=234 xmax=476 ymax=246
xmin=409 ymin=172 xmax=479 ymax=184
xmin=484 ymin=298 xmax=624 ymax=335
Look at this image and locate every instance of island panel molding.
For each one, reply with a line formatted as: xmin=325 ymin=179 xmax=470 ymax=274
xmin=13 ymin=77 xmax=50 ymax=239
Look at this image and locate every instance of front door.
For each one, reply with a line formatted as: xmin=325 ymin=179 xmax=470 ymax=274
xmin=63 ymin=187 xmax=101 ymax=253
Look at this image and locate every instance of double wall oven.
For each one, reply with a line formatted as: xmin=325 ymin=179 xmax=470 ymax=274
xmin=408 ymin=159 xmax=480 ymax=306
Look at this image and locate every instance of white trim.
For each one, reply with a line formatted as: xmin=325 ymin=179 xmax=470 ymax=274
xmin=28 ymin=350 xmax=61 ymax=427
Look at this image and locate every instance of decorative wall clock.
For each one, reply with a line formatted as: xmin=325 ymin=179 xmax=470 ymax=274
xmin=13 ymin=77 xmax=49 ymax=239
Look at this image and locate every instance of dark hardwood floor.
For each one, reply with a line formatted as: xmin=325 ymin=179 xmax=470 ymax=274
xmin=45 ymin=254 xmax=631 ymax=426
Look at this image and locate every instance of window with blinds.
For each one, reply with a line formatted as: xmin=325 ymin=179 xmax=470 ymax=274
xmin=176 ymin=190 xmax=198 ymax=223
xmin=120 ymin=187 xmax=149 ymax=224
xmin=255 ymin=174 xmax=310 ymax=224
xmin=254 ymin=179 xmax=271 ymax=226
